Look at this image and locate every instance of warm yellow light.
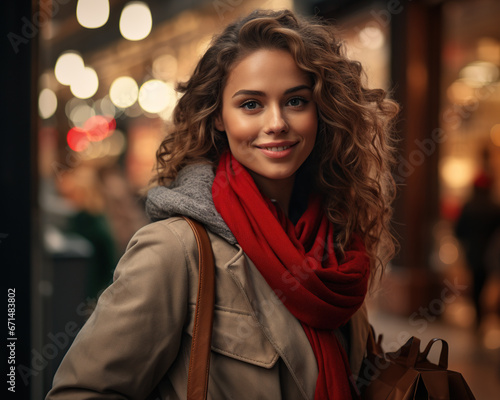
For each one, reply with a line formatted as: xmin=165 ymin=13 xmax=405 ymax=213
xmin=491 ymin=124 xmax=500 ymax=147
xmin=119 ymin=2 xmax=152 ymax=41
xmin=138 ymin=80 xmax=173 ymax=114
xmin=440 ymin=157 xmax=475 ymax=189
xmin=152 ymin=54 xmax=178 ymax=81
xmin=109 ymin=76 xmax=138 ymax=108
xmin=38 ymin=88 xmax=58 ymax=119
xmin=483 ymin=327 xmax=500 ymax=350
xmin=477 ymin=37 xmax=500 ymax=64
xmin=76 ymin=0 xmax=110 ymax=29
xmin=54 ymin=51 xmax=85 ymax=86
xmin=358 ymin=25 xmax=385 ymax=50
xmin=459 ymin=61 xmax=499 ymax=87
xmin=447 ymin=79 xmax=475 ymax=104
xmin=70 ymin=67 xmax=99 ymax=99
xmin=438 ymin=242 xmax=459 ymax=265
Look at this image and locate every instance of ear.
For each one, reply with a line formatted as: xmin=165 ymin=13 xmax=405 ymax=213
xmin=214 ymin=114 xmax=225 ymax=132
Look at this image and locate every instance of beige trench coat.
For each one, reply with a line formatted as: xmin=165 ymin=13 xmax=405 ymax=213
xmin=46 ymin=217 xmax=370 ymax=400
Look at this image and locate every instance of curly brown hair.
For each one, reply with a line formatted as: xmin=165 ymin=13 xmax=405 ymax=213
xmin=151 ymin=9 xmax=400 ymax=278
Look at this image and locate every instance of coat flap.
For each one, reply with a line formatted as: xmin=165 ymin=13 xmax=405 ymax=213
xmin=186 ymin=303 xmax=279 ymax=368
xmin=210 ymin=306 xmax=280 ymax=368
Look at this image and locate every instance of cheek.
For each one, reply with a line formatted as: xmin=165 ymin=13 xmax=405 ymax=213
xmin=298 ymin=113 xmax=318 ymax=143
xmin=224 ymin=113 xmax=259 ymax=145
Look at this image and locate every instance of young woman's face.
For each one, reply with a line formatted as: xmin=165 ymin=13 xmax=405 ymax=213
xmin=216 ymin=49 xmax=318 ymax=188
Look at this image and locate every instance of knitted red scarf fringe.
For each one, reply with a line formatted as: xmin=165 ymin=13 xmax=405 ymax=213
xmin=212 ymin=152 xmax=370 ymax=399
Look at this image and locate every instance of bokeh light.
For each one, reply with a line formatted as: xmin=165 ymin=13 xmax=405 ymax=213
xmin=65 ymin=98 xmax=89 ymax=119
xmin=109 ymin=76 xmax=138 ymax=108
xmin=81 ymin=129 xmax=127 ymax=160
xmin=440 ymin=157 xmax=475 ymax=189
xmin=94 ymin=96 xmax=116 ymax=117
xmin=76 ymin=0 xmax=110 ymax=29
xmin=83 ymin=115 xmax=115 ymax=141
xmin=438 ymin=240 xmax=459 ymax=265
xmin=447 ymin=79 xmax=475 ymax=104
xmin=67 ymin=127 xmax=90 ymax=152
xmin=459 ymin=61 xmax=499 ymax=88
xmin=119 ymin=2 xmax=153 ymax=41
xmin=358 ymin=25 xmax=385 ymax=50
xmin=138 ymin=80 xmax=174 ymax=113
xmin=69 ymin=103 xmax=95 ymax=127
xmin=70 ymin=67 xmax=99 ymax=99
xmin=38 ymin=88 xmax=58 ymax=119
xmin=491 ymin=124 xmax=500 ymax=146
xmin=152 ymin=54 xmax=178 ymax=81
xmin=54 ymin=51 xmax=85 ymax=86
xmin=107 ymin=130 xmax=126 ymax=157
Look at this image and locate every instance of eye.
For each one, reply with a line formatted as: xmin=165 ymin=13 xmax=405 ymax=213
xmin=286 ymin=97 xmax=308 ymax=107
xmin=240 ymin=100 xmax=260 ymax=110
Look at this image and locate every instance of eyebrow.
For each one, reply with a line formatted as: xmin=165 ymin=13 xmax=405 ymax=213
xmin=231 ymin=84 xmax=312 ymax=98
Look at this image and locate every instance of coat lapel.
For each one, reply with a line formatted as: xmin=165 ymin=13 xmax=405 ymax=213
xmin=225 ymin=246 xmax=318 ymax=400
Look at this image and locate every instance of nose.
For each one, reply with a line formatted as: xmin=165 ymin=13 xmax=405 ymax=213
xmin=263 ymin=105 xmax=288 ymax=135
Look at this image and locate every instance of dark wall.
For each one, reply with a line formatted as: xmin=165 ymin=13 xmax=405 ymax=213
xmin=1 ymin=1 xmax=38 ymax=399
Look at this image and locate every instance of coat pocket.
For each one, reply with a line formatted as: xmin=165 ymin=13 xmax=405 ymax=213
xmin=187 ymin=305 xmax=279 ymax=369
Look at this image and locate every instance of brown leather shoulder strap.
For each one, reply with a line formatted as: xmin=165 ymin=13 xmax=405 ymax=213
xmin=183 ymin=217 xmax=215 ymax=400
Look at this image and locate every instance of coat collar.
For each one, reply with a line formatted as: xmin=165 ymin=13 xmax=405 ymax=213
xmin=225 ymin=246 xmax=318 ymax=400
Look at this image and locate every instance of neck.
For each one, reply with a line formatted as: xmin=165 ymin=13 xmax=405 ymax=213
xmin=248 ymin=171 xmax=295 ymax=217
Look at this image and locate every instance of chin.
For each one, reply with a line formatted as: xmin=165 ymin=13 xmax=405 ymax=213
xmin=256 ymin=168 xmax=297 ymax=181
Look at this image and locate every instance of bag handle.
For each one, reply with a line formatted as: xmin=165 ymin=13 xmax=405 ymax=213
xmin=386 ymin=336 xmax=421 ymax=368
xmin=183 ymin=217 xmax=215 ymax=400
xmin=365 ymin=325 xmax=384 ymax=358
xmin=419 ymin=338 xmax=449 ymax=369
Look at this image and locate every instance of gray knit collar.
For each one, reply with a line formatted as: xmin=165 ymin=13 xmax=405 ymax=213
xmin=145 ymin=163 xmax=236 ymax=244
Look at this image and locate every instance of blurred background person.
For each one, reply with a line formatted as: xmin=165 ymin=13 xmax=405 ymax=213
xmin=56 ymin=166 xmax=118 ymax=300
xmin=455 ymin=150 xmax=500 ymax=329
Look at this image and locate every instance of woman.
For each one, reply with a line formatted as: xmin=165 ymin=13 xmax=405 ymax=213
xmin=47 ymin=9 xmax=398 ymax=400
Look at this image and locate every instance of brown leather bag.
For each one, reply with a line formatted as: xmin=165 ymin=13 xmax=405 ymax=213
xmin=183 ymin=217 xmax=215 ymax=400
xmin=357 ymin=327 xmax=476 ymax=400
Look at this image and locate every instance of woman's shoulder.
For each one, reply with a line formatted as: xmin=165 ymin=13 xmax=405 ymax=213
xmin=128 ymin=217 xmax=197 ymax=249
xmin=126 ymin=217 xmax=238 ymax=263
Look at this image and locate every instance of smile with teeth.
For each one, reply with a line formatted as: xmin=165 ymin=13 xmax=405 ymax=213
xmin=264 ymin=145 xmax=291 ymax=152
xmin=257 ymin=142 xmax=298 ymax=152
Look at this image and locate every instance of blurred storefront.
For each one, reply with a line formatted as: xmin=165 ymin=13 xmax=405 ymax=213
xmin=9 ymin=0 xmax=498 ymax=398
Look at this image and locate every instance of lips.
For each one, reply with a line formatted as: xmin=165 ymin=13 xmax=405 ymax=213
xmin=255 ymin=141 xmax=299 ymax=159
xmin=255 ymin=142 xmax=298 ymax=151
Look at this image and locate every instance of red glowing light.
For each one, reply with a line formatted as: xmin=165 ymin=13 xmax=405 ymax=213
xmin=105 ymin=115 xmax=116 ymax=132
xmin=67 ymin=127 xmax=89 ymax=152
xmin=84 ymin=115 xmax=108 ymax=142
xmin=82 ymin=115 xmax=116 ymax=142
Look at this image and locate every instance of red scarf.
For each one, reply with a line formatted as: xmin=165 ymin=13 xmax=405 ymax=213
xmin=212 ymin=152 xmax=370 ymax=399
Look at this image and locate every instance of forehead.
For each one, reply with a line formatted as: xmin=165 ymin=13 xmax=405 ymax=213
xmin=224 ymin=49 xmax=310 ymax=94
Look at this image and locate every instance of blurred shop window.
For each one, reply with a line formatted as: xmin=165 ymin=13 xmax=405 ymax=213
xmin=438 ymin=0 xmax=500 ymax=335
